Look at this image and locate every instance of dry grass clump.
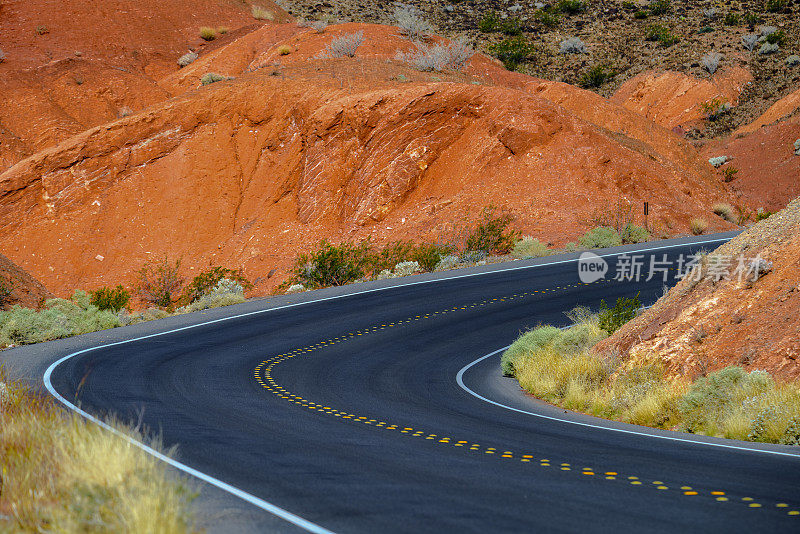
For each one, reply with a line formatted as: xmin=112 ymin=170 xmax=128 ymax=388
xmin=199 ymin=27 xmax=217 ymax=41
xmin=251 ymin=5 xmax=274 ymax=20
xmin=511 ymin=236 xmax=551 ymax=259
xmin=277 ymin=44 xmax=292 ymax=55
xmin=712 ymin=202 xmax=735 ymax=223
xmin=0 ymin=375 xmax=197 ymax=531
xmin=503 ymin=313 xmax=800 ymax=443
xmin=690 ymin=217 xmax=708 ymax=235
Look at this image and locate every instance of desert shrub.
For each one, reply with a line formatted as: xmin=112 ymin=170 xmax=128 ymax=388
xmin=434 ymin=254 xmax=461 ymax=271
xmin=598 ymin=293 xmax=641 ymax=335
xmin=764 ymin=29 xmax=786 ymax=45
xmin=177 ymin=51 xmax=198 ymax=67
xmin=758 ymin=42 xmax=779 ymax=55
xmin=511 ymin=236 xmax=550 ymax=259
xmin=325 ymin=31 xmax=364 ymax=58
xmin=580 ymin=62 xmax=615 ymax=88
xmin=375 ymin=240 xmax=416 ymax=273
xmin=376 ymin=261 xmax=421 ymax=280
xmin=764 ymin=0 xmax=787 ymax=13
xmin=787 ymin=55 xmax=800 ymax=68
xmin=251 ymin=5 xmax=274 ymax=20
xmin=396 ymin=39 xmax=473 ymax=72
xmin=648 ymin=0 xmax=671 ymax=15
xmin=501 ymin=325 xmax=562 ymax=376
xmin=183 ymin=266 xmax=251 ymax=304
xmin=559 ymin=36 xmax=586 ymax=54
xmin=277 ymin=44 xmax=292 ymax=55
xmin=394 ymin=2 xmax=433 ymax=40
xmin=742 ymin=34 xmax=758 ymax=51
xmin=645 ymin=24 xmax=679 ymax=46
xmin=720 ymin=166 xmax=738 ymax=182
xmin=501 ymin=17 xmax=523 ymax=36
xmin=578 ymin=226 xmax=622 ymax=249
xmin=489 ymin=36 xmax=536 ymax=70
xmin=700 ymin=96 xmax=731 ymax=120
xmin=217 ymin=26 xmax=230 ymax=35
xmin=690 ymin=218 xmax=708 ymax=235
xmin=199 ymin=27 xmax=216 ymax=41
xmin=412 ymin=243 xmax=454 ymax=272
xmin=756 ymin=207 xmax=774 ymax=221
xmin=201 ymin=72 xmax=227 ymax=85
xmin=0 ymin=48 xmax=6 ymax=63
xmin=708 ymin=155 xmax=729 ymax=167
xmin=35 ymin=25 xmax=49 ymax=35
xmin=723 ymin=12 xmax=740 ymax=26
xmin=175 ymin=278 xmax=245 ymax=313
xmin=286 ymin=283 xmax=306 ymax=294
xmin=479 ymin=11 xmax=501 ymax=32
xmin=0 ymin=292 xmax=120 ymax=346
xmin=620 ymin=223 xmax=649 ymax=244
xmin=556 ymin=0 xmax=586 ymax=15
xmin=533 ymin=9 xmax=561 ymax=28
xmin=712 ymin=202 xmax=735 ymax=222
xmin=290 ymin=240 xmax=375 ymax=289
xmin=701 ymin=52 xmax=723 ymax=75
xmin=0 ymin=276 xmax=13 ymax=307
xmin=795 ymin=139 xmax=800 ymax=155
xmin=89 ymin=285 xmax=130 ymax=312
xmin=702 ymin=8 xmax=718 ymax=19
xmin=634 ymin=9 xmax=649 ymax=19
xmin=465 ymin=207 xmax=521 ymax=254
xmin=137 ymin=257 xmax=183 ymax=308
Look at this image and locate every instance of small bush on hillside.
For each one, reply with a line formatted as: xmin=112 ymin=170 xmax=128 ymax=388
xmin=325 ymin=31 xmax=365 ymax=58
xmin=501 ymin=325 xmax=562 ymax=376
xmin=394 ymin=2 xmax=434 ymax=41
xmin=787 ymin=55 xmax=800 ymax=68
xmin=556 ymin=0 xmax=586 ymax=15
xmin=251 ymin=5 xmax=274 ymax=20
xmin=559 ymin=36 xmax=586 ymax=54
xmin=578 ymin=227 xmax=622 ymax=249
xmin=434 ymin=254 xmax=461 ymax=271
xmin=701 ymin=52 xmax=723 ymax=75
xmin=412 ymin=243 xmax=454 ymax=272
xmin=479 ymin=11 xmax=501 ymax=33
xmin=620 ymin=224 xmax=649 ymax=244
xmin=648 ymin=0 xmax=671 ymax=15
xmin=580 ymin=62 xmax=615 ymax=88
xmin=137 ymin=257 xmax=183 ymax=308
xmin=765 ymin=30 xmax=786 ymax=46
xmin=598 ymin=293 xmax=641 ymax=334
xmin=183 ymin=266 xmax=251 ymax=304
xmin=0 ymin=276 xmax=13 ymax=308
xmin=396 ymin=39 xmax=473 ymax=72
xmin=489 ymin=36 xmax=536 ymax=70
xmin=690 ymin=218 xmax=708 ymax=235
xmin=89 ymin=285 xmax=130 ymax=312
xmin=756 ymin=207 xmax=774 ymax=221
xmin=512 ymin=237 xmax=551 ymax=259
xmin=634 ymin=9 xmax=649 ymax=19
xmin=0 ymin=292 xmax=120 ymax=346
xmin=724 ymin=12 xmax=741 ymax=26
xmin=758 ymin=42 xmax=779 ymax=55
xmin=465 ymin=207 xmax=521 ymax=254
xmin=712 ymin=202 xmax=735 ymax=222
xmin=0 ymin=48 xmax=6 ymax=64
xmin=175 ymin=278 xmax=246 ymax=313
xmin=533 ymin=9 xmax=561 ymax=28
xmin=199 ymin=27 xmax=216 ymax=41
xmin=742 ymin=34 xmax=759 ymax=51
xmin=645 ymin=24 xmax=679 ymax=47
xmin=720 ymin=166 xmax=738 ymax=182
xmin=277 ymin=44 xmax=292 ymax=55
xmin=290 ymin=240 xmax=374 ymax=289
xmin=177 ymin=51 xmax=198 ymax=67
xmin=201 ymin=72 xmax=228 ymax=85
xmin=700 ymin=96 xmax=732 ymax=120
xmin=764 ymin=0 xmax=787 ymax=13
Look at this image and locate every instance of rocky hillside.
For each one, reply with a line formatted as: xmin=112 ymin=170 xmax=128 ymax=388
xmin=598 ymin=198 xmax=800 ymax=382
xmin=0 ymin=253 xmax=53 ymax=310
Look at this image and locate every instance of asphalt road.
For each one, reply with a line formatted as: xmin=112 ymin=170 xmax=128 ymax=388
xmin=34 ymin=233 xmax=800 ymax=533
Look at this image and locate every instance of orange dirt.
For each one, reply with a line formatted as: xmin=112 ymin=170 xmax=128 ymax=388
xmin=611 ymin=67 xmax=753 ymax=132
xmin=597 ymin=198 xmax=800 ymax=382
xmin=0 ymin=253 xmax=53 ymax=310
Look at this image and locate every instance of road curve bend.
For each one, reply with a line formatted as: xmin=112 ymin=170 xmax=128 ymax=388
xmin=42 ymin=234 xmax=800 ymax=533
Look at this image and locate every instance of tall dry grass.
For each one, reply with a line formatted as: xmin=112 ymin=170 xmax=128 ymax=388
xmin=1 ymin=374 xmax=197 ymax=532
xmin=503 ymin=312 xmax=800 ymax=443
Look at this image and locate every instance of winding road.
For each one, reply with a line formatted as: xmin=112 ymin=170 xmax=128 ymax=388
xmin=32 ymin=233 xmax=800 ymax=533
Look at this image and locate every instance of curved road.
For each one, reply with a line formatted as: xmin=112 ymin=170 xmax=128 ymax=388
xmin=42 ymin=234 xmax=800 ymax=533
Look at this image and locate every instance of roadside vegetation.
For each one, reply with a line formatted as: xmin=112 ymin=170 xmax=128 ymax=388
xmin=501 ymin=298 xmax=800 ymax=445
xmin=0 ymin=374 xmax=197 ymax=531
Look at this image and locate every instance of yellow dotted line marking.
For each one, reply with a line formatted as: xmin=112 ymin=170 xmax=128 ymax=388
xmin=253 ymin=284 xmax=798 ymax=517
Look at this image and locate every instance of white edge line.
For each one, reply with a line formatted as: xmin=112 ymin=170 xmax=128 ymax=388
xmin=455 ymin=348 xmax=800 ymax=460
xmin=40 ymin=235 xmax=733 ymax=530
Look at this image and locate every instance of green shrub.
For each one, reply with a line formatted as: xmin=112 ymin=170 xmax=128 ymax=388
xmin=465 ymin=207 xmax=521 ymax=254
xmin=756 ymin=207 xmax=774 ymax=221
xmin=89 ymin=285 xmax=130 ymax=312
xmin=501 ymin=325 xmax=562 ymax=376
xmin=201 ymin=72 xmax=227 ymax=85
xmin=0 ymin=276 xmax=13 ymax=308
xmin=183 ymin=266 xmax=251 ymax=304
xmin=620 ymin=223 xmax=649 ymax=244
xmin=579 ymin=62 xmax=615 ymax=88
xmin=290 ymin=240 xmax=375 ymax=289
xmin=533 ymin=9 xmax=561 ymax=28
xmin=0 ymin=291 xmax=120 ymax=346
xmin=137 ymin=257 xmax=183 ymax=308
xmin=764 ymin=0 xmax=787 ymax=13
xmin=645 ymin=24 xmax=679 ymax=46
xmin=199 ymin=27 xmax=216 ymax=41
xmin=598 ymin=293 xmax=641 ymax=334
xmin=478 ymin=10 xmax=500 ymax=32
xmin=634 ymin=9 xmax=649 ymax=19
xmin=765 ymin=29 xmax=786 ymax=45
xmin=723 ymin=12 xmax=741 ymax=26
xmin=488 ymin=36 xmax=536 ymax=70
xmin=511 ymin=237 xmax=551 ymax=259
xmin=556 ymin=0 xmax=586 ymax=15
xmin=411 ymin=243 xmax=454 ymax=272
xmin=578 ymin=226 xmax=622 ymax=249
xmin=648 ymin=0 xmax=671 ymax=15
xmin=500 ymin=17 xmax=522 ymax=36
